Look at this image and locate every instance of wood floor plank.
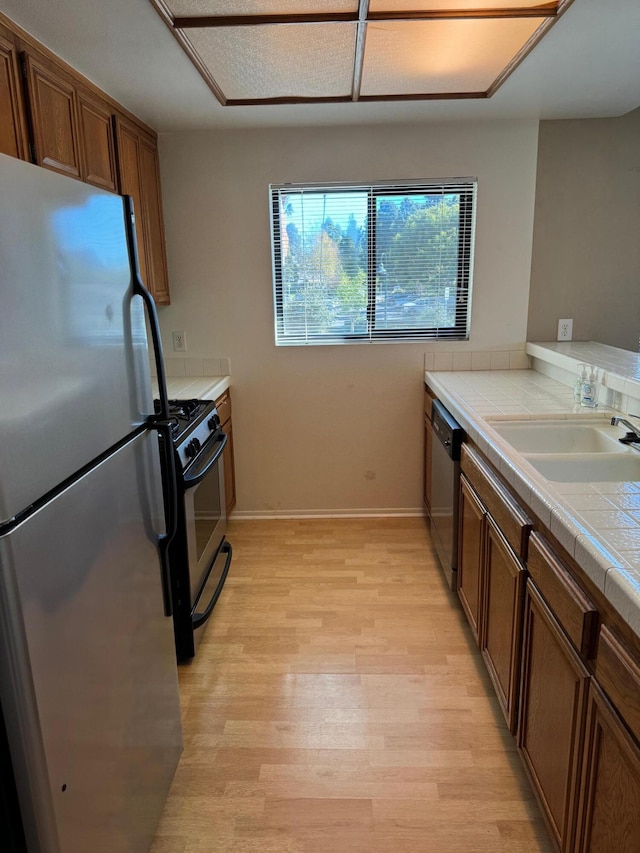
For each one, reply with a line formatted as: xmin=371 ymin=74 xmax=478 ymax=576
xmin=151 ymin=518 xmax=553 ymax=852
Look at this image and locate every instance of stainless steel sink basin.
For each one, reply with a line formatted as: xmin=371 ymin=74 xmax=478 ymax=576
xmin=491 ymin=420 xmax=624 ymax=454
xmin=524 ymin=453 xmax=640 ymax=483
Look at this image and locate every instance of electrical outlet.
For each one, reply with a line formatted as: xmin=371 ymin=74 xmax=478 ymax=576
xmin=557 ymin=319 xmax=573 ymax=341
xmin=172 ymin=330 xmax=186 ymax=352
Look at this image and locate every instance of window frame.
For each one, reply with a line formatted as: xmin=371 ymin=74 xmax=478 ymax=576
xmin=270 ymin=178 xmax=476 ymax=346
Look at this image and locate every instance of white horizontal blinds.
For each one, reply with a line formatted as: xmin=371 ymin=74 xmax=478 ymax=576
xmin=372 ymin=182 xmax=473 ymax=340
xmin=271 ymin=179 xmax=475 ymax=345
xmin=273 ymin=185 xmax=370 ymax=343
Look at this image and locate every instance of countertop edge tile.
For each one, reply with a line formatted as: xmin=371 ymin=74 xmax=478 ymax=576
xmin=604 ymin=568 xmax=640 ymax=638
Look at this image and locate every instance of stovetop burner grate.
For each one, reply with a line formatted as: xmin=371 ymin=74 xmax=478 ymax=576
xmin=154 ymin=398 xmax=217 ymax=445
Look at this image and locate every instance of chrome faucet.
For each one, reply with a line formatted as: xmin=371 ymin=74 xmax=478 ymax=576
xmin=610 ymin=416 xmax=640 ymax=442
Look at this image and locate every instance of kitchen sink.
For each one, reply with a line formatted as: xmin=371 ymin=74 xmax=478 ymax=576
xmin=524 ymin=453 xmax=640 ymax=483
xmin=488 ymin=418 xmax=640 ymax=483
xmin=491 ymin=419 xmax=625 ymax=454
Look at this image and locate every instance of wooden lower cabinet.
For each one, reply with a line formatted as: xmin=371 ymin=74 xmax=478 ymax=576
xmin=215 ymin=390 xmax=236 ymax=517
xmin=481 ymin=515 xmax=526 ymax=733
xmin=457 ymin=474 xmax=485 ymax=643
xmin=423 ymin=387 xmax=435 ymax=514
xmin=518 ymin=580 xmax=589 ymax=852
xmin=577 ymin=681 xmax=640 ymax=852
xmin=424 ymin=412 xmax=432 ymax=514
xmin=221 ymin=418 xmax=236 ymax=517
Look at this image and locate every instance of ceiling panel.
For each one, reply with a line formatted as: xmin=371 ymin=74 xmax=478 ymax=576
xmin=167 ymin=0 xmax=357 ymax=15
xmin=360 ymin=18 xmax=545 ymax=95
xmin=185 ymin=23 xmax=357 ymax=100
xmin=369 ymin=0 xmax=553 ymax=10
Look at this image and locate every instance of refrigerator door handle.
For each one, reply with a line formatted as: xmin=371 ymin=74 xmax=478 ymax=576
xmin=122 ymin=195 xmax=171 ymax=420
xmin=123 ymin=194 xmax=177 ymax=618
xmin=154 ymin=420 xmax=177 ymax=618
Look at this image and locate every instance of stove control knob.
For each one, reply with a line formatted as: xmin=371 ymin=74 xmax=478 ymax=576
xmin=185 ymin=438 xmax=200 ymax=459
xmin=208 ymin=413 xmax=220 ymax=431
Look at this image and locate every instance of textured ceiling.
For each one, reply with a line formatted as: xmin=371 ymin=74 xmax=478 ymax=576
xmin=154 ymin=1 xmax=565 ymax=105
xmin=0 ymin=0 xmax=638 ymax=130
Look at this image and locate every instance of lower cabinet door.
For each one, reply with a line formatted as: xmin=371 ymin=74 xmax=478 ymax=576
xmin=222 ymin=418 xmax=236 ymax=517
xmin=481 ymin=515 xmax=525 ymax=733
xmin=518 ymin=580 xmax=589 ymax=853
xmin=424 ymin=412 xmax=432 ymax=514
xmin=457 ymin=474 xmax=485 ymax=643
xmin=577 ymin=680 xmax=640 ymax=853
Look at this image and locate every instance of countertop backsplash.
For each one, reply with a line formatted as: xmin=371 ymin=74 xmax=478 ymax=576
xmin=150 ymin=356 xmax=231 ymax=379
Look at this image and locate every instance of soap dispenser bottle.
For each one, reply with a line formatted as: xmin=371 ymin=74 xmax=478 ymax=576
xmin=574 ymin=364 xmax=586 ymax=404
xmin=581 ymin=366 xmax=599 ymax=408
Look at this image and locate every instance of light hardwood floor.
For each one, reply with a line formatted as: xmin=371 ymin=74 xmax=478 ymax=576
xmin=151 ymin=518 xmax=553 ymax=853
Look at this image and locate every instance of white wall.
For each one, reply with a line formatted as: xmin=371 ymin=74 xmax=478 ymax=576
xmin=157 ymin=120 xmax=539 ymax=515
xmin=527 ymin=108 xmax=640 ymax=351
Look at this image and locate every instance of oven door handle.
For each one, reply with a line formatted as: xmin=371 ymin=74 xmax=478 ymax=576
xmin=192 ymin=541 xmax=233 ymax=629
xmin=183 ymin=431 xmax=227 ymax=489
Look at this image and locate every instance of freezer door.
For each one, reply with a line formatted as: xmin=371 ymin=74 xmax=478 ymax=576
xmin=0 ymin=154 xmax=154 ymax=521
xmin=0 ymin=431 xmax=182 ymax=853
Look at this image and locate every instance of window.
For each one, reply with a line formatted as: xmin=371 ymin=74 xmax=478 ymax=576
xmin=270 ymin=179 xmax=476 ymax=346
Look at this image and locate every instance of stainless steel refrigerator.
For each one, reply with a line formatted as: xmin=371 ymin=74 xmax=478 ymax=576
xmin=0 ymin=154 xmax=183 ymax=852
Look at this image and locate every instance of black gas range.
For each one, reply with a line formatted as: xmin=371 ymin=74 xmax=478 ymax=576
xmin=158 ymin=398 xmax=221 ymax=466
xmin=155 ymin=398 xmax=232 ymax=661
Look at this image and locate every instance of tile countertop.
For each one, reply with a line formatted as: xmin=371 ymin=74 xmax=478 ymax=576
xmin=424 ymin=367 xmax=640 ymax=641
xmin=152 ymin=375 xmax=231 ymax=402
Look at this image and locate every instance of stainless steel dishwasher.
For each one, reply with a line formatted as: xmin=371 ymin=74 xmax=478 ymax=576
xmin=429 ymin=399 xmax=465 ymax=590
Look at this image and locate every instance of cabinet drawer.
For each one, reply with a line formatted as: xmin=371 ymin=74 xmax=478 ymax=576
xmin=595 ymin=625 xmax=640 ymax=744
xmin=528 ymin=533 xmax=598 ymax=659
xmin=215 ymin=390 xmax=232 ymax=427
xmin=460 ymin=444 xmax=531 ymax=560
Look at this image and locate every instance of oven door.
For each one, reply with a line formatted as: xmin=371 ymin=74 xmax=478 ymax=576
xmin=182 ymin=430 xmax=228 ymax=615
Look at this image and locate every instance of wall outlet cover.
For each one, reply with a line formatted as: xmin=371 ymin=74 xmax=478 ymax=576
xmin=557 ymin=319 xmax=573 ymax=341
xmin=172 ymin=330 xmax=187 ymax=352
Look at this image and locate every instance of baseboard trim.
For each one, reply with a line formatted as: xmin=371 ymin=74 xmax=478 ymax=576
xmin=230 ymin=508 xmax=426 ymax=520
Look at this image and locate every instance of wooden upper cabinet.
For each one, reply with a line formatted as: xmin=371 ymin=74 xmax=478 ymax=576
xmin=114 ymin=117 xmax=148 ymax=285
xmin=77 ymin=90 xmax=117 ymax=192
xmin=115 ymin=115 xmax=170 ymax=305
xmin=23 ymin=50 xmax=118 ymax=191
xmin=22 ymin=52 xmax=82 ymax=178
xmin=0 ymin=16 xmax=171 ymax=304
xmin=138 ymin=135 xmax=170 ymax=305
xmin=0 ymin=28 xmax=28 ymax=160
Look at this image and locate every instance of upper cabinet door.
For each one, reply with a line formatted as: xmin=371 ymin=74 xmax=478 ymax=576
xmin=77 ymin=91 xmax=118 ymax=192
xmin=138 ymin=135 xmax=170 ymax=305
xmin=114 ymin=116 xmax=149 ymax=287
xmin=22 ymin=52 xmax=82 ymax=179
xmin=0 ymin=30 xmax=28 ymax=160
xmin=115 ymin=115 xmax=171 ymax=305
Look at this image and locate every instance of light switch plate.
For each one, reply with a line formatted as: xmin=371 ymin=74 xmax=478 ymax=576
xmin=557 ymin=319 xmax=573 ymax=341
